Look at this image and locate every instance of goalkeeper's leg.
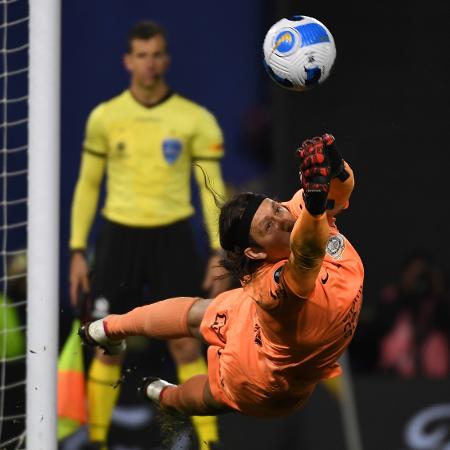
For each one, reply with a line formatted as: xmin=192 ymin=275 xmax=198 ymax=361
xmin=81 ymin=298 xmax=214 ymax=447
xmin=81 ymin=298 xmax=206 ymax=448
xmin=94 ymin=297 xmax=208 ymax=341
xmin=156 ymin=374 xmax=231 ymax=415
xmin=169 ymin=338 xmax=220 ymax=450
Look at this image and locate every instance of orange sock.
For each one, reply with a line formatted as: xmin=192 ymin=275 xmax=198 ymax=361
xmin=104 ymin=297 xmax=197 ymax=340
xmin=160 ymin=375 xmax=213 ymax=416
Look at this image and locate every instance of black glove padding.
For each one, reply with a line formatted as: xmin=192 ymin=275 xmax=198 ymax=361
xmin=297 ymin=137 xmax=331 ymax=215
xmin=322 ymin=133 xmax=350 ymax=181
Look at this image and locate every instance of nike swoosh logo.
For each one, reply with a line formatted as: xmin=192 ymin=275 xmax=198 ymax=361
xmin=321 ymin=272 xmax=329 ymax=284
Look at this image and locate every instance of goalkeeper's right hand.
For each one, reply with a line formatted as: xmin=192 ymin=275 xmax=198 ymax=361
xmin=78 ymin=319 xmax=126 ymax=356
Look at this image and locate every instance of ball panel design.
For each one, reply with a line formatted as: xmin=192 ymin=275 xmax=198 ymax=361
xmin=273 ymin=29 xmax=298 ymax=55
xmin=262 ymin=59 xmax=294 ymax=88
xmin=262 ymin=15 xmax=336 ymax=91
xmin=294 ymin=23 xmax=330 ymax=48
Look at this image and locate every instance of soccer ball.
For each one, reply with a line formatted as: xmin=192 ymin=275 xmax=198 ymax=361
xmin=263 ymin=15 xmax=336 ymax=91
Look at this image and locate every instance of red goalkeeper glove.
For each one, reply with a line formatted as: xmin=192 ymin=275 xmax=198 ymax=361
xmin=296 ymin=137 xmax=331 ymax=215
xmin=322 ymin=133 xmax=350 ymax=181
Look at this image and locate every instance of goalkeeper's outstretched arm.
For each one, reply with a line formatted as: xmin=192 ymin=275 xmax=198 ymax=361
xmin=283 ymin=134 xmax=354 ymax=299
xmin=283 ymin=137 xmax=331 ymax=299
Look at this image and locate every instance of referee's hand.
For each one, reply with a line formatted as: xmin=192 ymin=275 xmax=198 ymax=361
xmin=69 ymin=251 xmax=90 ymax=308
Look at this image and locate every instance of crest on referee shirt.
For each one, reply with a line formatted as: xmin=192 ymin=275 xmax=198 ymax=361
xmin=326 ymin=234 xmax=345 ymax=259
xmin=162 ymin=138 xmax=182 ymax=164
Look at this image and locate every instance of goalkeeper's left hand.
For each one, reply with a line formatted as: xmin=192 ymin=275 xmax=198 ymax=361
xmin=296 ymin=136 xmax=331 ymax=215
xmin=322 ymin=133 xmax=350 ymax=181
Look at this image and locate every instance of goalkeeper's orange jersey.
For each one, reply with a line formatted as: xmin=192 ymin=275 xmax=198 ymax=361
xmin=200 ymin=190 xmax=364 ymax=416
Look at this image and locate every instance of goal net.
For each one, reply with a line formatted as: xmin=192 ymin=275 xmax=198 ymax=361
xmin=0 ymin=0 xmax=60 ymax=448
xmin=0 ymin=0 xmax=28 ymax=448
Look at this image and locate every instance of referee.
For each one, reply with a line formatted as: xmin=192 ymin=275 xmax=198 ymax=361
xmin=69 ymin=21 xmax=227 ymax=450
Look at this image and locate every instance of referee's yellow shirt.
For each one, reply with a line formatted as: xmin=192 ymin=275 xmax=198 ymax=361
xmin=70 ymin=90 xmax=225 ymax=250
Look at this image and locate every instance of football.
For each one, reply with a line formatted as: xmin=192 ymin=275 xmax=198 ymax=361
xmin=263 ymin=15 xmax=336 ymax=91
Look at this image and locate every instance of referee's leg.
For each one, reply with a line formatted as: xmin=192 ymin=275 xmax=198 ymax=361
xmin=86 ymin=220 xmax=141 ymax=449
xmin=149 ymin=220 xmax=219 ymax=450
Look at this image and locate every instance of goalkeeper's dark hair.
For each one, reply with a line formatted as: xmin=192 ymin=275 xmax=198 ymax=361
xmin=126 ymin=21 xmax=168 ymax=53
xmin=194 ymin=164 xmax=263 ymax=282
xmin=219 ymin=192 xmax=264 ymax=282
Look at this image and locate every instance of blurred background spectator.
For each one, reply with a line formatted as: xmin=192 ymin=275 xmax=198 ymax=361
xmin=376 ymin=251 xmax=450 ymax=378
xmin=350 ymin=250 xmax=450 ymax=378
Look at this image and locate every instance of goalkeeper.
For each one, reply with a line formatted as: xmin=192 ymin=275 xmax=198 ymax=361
xmin=80 ymin=135 xmax=364 ymax=417
xmin=69 ymin=21 xmax=227 ymax=449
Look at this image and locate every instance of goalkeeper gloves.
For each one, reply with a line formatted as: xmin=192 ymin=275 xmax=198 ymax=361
xmin=297 ymin=136 xmax=331 ymax=215
xmin=322 ymin=133 xmax=350 ymax=181
xmin=78 ymin=319 xmax=126 ymax=355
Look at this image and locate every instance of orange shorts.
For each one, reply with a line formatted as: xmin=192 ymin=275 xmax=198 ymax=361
xmin=200 ymin=288 xmax=244 ymax=413
xmin=200 ymin=288 xmax=316 ymax=416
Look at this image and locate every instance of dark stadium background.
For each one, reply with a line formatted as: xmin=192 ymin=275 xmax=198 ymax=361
xmin=58 ymin=1 xmax=450 ymax=449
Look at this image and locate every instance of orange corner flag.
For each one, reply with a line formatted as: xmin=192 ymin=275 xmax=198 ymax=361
xmin=57 ymin=319 xmax=87 ymax=440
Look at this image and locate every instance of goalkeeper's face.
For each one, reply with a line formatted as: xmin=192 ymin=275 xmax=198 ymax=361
xmin=246 ymin=198 xmax=295 ymax=262
xmin=124 ymin=35 xmax=170 ymax=89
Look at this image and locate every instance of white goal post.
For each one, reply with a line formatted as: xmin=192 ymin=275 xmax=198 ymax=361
xmin=27 ymin=0 xmax=60 ymax=449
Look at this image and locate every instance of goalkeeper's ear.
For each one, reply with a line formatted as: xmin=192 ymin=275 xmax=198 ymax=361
xmin=244 ymin=246 xmax=267 ymax=261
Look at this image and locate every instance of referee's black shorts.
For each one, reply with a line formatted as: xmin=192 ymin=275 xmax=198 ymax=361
xmin=89 ymin=218 xmax=204 ymax=319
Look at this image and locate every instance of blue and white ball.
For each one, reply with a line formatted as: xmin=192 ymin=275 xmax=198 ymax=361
xmin=263 ymin=15 xmax=336 ymax=91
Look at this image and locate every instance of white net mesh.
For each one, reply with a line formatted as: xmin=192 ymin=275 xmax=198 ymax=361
xmin=0 ymin=0 xmax=28 ymax=448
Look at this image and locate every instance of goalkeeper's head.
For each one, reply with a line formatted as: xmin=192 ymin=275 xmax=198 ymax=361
xmin=219 ymin=192 xmax=295 ymax=280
